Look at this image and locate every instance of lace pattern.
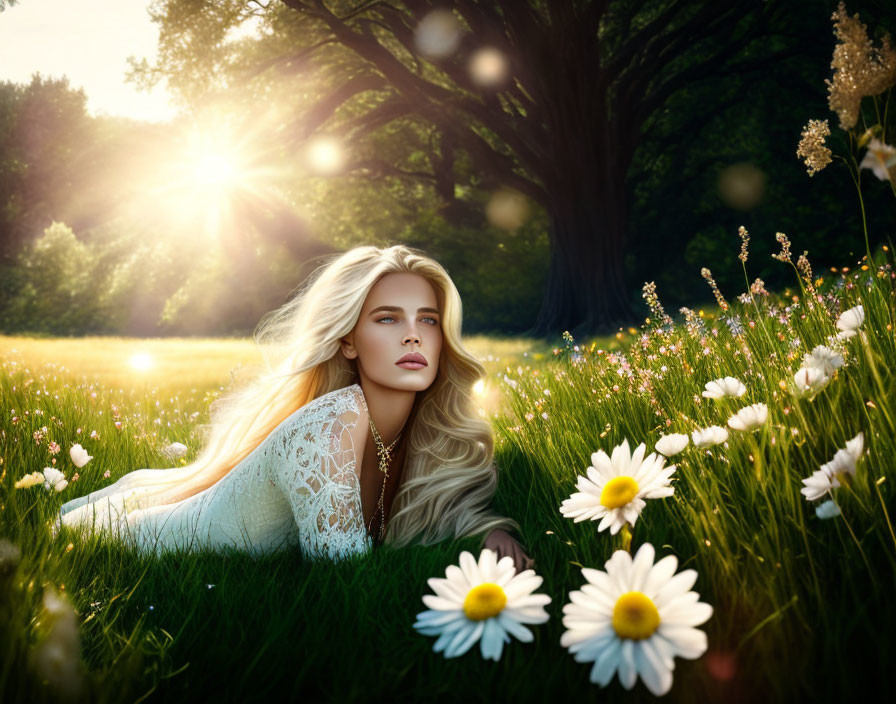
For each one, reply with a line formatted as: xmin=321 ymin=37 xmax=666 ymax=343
xmin=269 ymin=383 xmax=373 ymax=561
xmin=56 ymin=384 xmax=373 ymax=561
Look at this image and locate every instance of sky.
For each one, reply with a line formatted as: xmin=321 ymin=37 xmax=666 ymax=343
xmin=0 ymin=0 xmax=180 ymax=122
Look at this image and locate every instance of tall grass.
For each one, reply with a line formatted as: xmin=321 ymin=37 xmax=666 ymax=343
xmin=1 ymin=244 xmax=894 ymax=702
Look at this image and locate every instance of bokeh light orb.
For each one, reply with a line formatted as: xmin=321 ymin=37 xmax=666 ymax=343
xmin=486 ymin=189 xmax=531 ymax=230
xmin=717 ymin=162 xmax=766 ymax=211
xmin=307 ymin=137 xmax=346 ymax=175
xmin=469 ymin=47 xmax=509 ymax=87
xmin=129 ymin=352 xmax=154 ymax=372
xmin=414 ymin=9 xmax=462 ymax=59
xmin=473 ymin=379 xmax=486 ymax=396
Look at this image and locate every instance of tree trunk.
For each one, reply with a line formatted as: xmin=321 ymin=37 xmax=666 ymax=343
xmin=530 ymin=182 xmax=634 ymax=338
xmin=528 ymin=94 xmax=636 ymax=338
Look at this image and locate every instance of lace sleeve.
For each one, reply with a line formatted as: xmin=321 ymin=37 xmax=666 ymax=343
xmin=272 ymin=403 xmax=372 ymax=562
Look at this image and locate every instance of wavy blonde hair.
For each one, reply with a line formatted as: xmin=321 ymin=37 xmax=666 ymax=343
xmin=60 ymin=244 xmax=520 ymax=549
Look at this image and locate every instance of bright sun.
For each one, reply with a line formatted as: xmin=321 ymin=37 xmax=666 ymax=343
xmin=192 ymin=151 xmax=239 ymax=188
xmin=128 ymin=108 xmax=307 ymax=249
xmin=138 ymin=118 xmax=262 ymax=241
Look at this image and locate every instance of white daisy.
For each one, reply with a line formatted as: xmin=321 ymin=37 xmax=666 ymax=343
xmin=560 ymin=543 xmax=713 ymax=696
xmin=691 ymin=426 xmax=728 ymax=449
xmin=69 ymin=444 xmax=93 ymax=468
xmin=559 ymin=439 xmax=676 ymax=536
xmin=835 ymin=304 xmax=864 ymax=338
xmin=801 ymin=468 xmax=839 ymax=501
xmin=655 ymin=433 xmax=689 ymax=457
xmin=792 ymin=366 xmax=830 ymax=397
xmin=701 ymin=377 xmax=746 ymax=399
xmin=413 ymin=548 xmax=551 ymax=661
xmin=726 ymin=403 xmax=768 ymax=432
xmin=802 ymin=345 xmax=844 ymax=377
xmin=815 ymin=500 xmax=841 ymax=519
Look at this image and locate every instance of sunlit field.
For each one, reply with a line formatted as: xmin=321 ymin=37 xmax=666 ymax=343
xmin=1 ymin=236 xmax=894 ymax=703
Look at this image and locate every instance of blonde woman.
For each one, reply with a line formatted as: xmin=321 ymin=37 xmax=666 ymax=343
xmin=56 ymin=245 xmax=534 ymax=572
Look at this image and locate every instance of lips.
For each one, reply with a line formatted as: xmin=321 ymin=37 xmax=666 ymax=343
xmin=396 ymin=352 xmax=427 ymax=366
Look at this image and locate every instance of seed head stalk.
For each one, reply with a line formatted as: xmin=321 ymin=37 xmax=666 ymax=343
xmin=741 ymin=258 xmax=779 ymax=360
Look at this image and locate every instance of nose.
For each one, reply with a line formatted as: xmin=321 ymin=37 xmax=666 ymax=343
xmin=403 ymin=333 xmax=420 ymax=345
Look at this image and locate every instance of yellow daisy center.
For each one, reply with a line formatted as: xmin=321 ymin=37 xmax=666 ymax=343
xmin=600 ymin=476 xmax=640 ymax=509
xmin=462 ymin=582 xmax=507 ymax=621
xmin=612 ymin=591 xmax=661 ymax=640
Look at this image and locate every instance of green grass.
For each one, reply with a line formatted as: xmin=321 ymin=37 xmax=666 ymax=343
xmin=1 ymin=250 xmax=895 ymax=703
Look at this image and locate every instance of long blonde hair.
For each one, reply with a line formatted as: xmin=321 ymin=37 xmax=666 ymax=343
xmin=62 ymin=244 xmax=520 ymax=548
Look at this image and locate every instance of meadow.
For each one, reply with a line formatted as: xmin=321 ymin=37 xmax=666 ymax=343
xmin=1 ymin=238 xmax=895 ymax=703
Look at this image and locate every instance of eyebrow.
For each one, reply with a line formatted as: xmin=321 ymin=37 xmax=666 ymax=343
xmin=368 ymin=306 xmax=440 ymax=316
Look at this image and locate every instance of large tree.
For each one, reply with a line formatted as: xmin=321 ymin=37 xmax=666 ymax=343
xmin=139 ymin=0 xmax=807 ymax=335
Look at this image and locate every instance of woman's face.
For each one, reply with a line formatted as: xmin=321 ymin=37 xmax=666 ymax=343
xmin=341 ymin=272 xmax=442 ymax=393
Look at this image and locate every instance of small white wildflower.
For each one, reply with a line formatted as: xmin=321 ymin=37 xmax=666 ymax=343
xmin=691 ymin=426 xmax=729 ymax=449
xmin=801 ymin=468 xmax=839 ymax=501
xmin=42 ymin=467 xmax=68 ymax=493
xmin=701 ymin=377 xmax=747 ymax=399
xmin=835 ymin=304 xmax=865 ymax=338
xmin=161 ymin=442 xmax=188 ymax=460
xmin=793 ymin=366 xmax=830 ymax=397
xmin=859 ymin=139 xmax=896 ymax=181
xmin=68 ymin=444 xmax=93 ymax=468
xmin=727 ymin=403 xmax=769 ymax=432
xmin=802 ymin=345 xmax=844 ymax=376
xmin=655 ymin=433 xmax=689 ymax=457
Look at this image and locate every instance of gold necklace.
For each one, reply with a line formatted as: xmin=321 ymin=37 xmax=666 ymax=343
xmin=367 ymin=415 xmax=402 ymax=542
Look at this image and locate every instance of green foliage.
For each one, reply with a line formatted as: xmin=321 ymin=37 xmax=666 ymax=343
xmin=0 ymin=74 xmax=90 ymax=263
xmin=400 ymin=209 xmax=550 ymax=334
xmin=2 ymin=222 xmax=115 ymax=335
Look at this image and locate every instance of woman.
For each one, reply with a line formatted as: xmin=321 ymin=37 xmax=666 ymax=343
xmin=56 ymin=245 xmax=534 ymax=572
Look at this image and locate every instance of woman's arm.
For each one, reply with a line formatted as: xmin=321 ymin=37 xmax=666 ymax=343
xmin=483 ymin=528 xmax=535 ymax=573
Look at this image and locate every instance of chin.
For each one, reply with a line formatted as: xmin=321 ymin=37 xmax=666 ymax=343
xmin=393 ymin=370 xmax=437 ymax=391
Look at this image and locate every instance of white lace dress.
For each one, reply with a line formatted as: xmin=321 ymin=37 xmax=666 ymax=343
xmin=54 ymin=384 xmax=373 ymax=561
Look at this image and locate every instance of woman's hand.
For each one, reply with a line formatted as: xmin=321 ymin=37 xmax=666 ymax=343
xmin=483 ymin=529 xmax=535 ymax=573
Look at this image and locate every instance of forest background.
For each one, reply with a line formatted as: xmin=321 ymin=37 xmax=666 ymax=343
xmin=0 ymin=0 xmax=893 ymax=339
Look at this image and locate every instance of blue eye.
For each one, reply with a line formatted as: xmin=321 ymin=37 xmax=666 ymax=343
xmin=376 ymin=316 xmax=440 ymax=325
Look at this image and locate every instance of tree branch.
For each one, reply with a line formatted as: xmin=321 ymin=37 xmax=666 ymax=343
xmin=601 ymin=0 xmax=691 ymax=90
xmin=288 ymin=0 xmax=546 ymax=182
xmin=630 ymin=13 xmax=783 ymax=140
xmin=297 ymin=72 xmax=389 ymax=139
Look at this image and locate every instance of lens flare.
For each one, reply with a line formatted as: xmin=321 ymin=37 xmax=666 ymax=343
xmin=486 ymin=189 xmax=530 ymax=230
xmin=129 ymin=352 xmax=153 ymax=372
xmin=469 ymin=47 xmax=508 ymax=87
xmin=414 ymin=9 xmax=462 ymax=59
xmin=307 ymin=137 xmax=346 ymax=175
xmin=717 ymin=162 xmax=766 ymax=211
